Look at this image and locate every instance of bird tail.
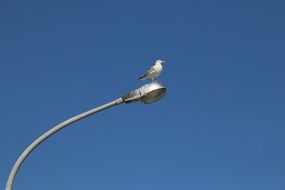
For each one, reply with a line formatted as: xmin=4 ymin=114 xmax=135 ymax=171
xmin=138 ymin=75 xmax=146 ymax=80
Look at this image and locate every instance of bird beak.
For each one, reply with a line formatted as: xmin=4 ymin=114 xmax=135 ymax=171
xmin=161 ymin=61 xmax=166 ymax=64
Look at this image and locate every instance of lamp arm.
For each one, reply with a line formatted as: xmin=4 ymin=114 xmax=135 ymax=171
xmin=5 ymin=98 xmax=123 ymax=190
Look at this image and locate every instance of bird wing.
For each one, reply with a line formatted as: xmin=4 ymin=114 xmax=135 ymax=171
xmin=138 ymin=66 xmax=155 ymax=80
xmin=144 ymin=66 xmax=156 ymax=76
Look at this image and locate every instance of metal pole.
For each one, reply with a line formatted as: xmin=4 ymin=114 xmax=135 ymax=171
xmin=5 ymin=98 xmax=123 ymax=190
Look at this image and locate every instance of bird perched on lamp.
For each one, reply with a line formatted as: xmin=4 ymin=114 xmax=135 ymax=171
xmin=138 ymin=59 xmax=166 ymax=82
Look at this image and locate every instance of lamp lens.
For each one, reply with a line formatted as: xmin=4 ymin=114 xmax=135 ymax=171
xmin=142 ymin=88 xmax=166 ymax=104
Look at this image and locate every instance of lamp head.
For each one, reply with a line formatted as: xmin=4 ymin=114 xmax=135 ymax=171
xmin=122 ymin=82 xmax=167 ymax=104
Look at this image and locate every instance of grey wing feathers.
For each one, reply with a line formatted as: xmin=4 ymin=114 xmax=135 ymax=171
xmin=138 ymin=66 xmax=154 ymax=80
xmin=146 ymin=66 xmax=156 ymax=74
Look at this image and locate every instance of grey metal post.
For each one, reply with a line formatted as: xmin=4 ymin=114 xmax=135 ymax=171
xmin=5 ymin=81 xmax=167 ymax=190
xmin=5 ymin=98 xmax=123 ymax=190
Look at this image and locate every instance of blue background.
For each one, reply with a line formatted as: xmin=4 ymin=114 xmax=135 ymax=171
xmin=1 ymin=0 xmax=285 ymax=189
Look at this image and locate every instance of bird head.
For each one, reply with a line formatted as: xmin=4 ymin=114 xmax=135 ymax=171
xmin=156 ymin=60 xmax=166 ymax=65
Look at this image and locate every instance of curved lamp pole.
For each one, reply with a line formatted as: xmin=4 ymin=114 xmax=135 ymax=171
xmin=5 ymin=82 xmax=167 ymax=190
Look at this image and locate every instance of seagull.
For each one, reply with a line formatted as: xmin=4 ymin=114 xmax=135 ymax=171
xmin=138 ymin=60 xmax=166 ymax=82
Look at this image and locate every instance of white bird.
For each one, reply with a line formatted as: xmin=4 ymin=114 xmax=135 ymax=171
xmin=138 ymin=60 xmax=166 ymax=82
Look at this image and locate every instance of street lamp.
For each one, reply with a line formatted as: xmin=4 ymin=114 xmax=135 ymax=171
xmin=5 ymin=81 xmax=167 ymax=190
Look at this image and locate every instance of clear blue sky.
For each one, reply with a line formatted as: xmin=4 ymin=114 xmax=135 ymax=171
xmin=1 ymin=0 xmax=285 ymax=189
